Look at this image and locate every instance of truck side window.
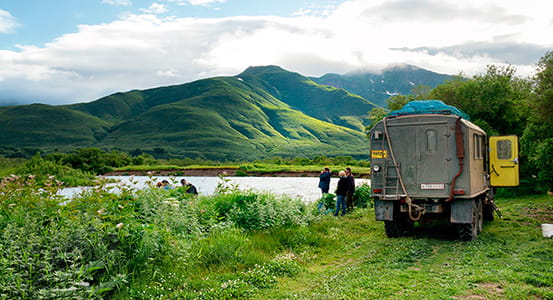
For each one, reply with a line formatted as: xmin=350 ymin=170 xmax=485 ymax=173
xmin=426 ymin=129 xmax=437 ymax=153
xmin=497 ymin=140 xmax=512 ymax=160
xmin=473 ymin=134 xmax=483 ymax=159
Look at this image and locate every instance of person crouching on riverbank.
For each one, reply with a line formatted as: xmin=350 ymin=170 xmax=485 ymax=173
xmin=181 ymin=178 xmax=198 ymax=195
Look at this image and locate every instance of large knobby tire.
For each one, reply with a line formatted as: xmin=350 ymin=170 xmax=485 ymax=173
xmin=458 ymin=198 xmax=482 ymax=241
xmin=458 ymin=223 xmax=474 ymax=241
xmin=384 ymin=220 xmax=402 ymax=238
xmin=483 ymin=203 xmax=495 ymax=221
xmin=384 ymin=216 xmax=414 ymax=238
xmin=476 ymin=198 xmax=483 ymax=234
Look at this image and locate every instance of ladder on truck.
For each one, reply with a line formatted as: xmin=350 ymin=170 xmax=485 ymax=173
xmin=380 ymin=117 xmax=407 ymax=200
xmin=382 ymin=160 xmax=401 ymax=200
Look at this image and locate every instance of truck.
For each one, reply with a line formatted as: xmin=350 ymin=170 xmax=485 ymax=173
xmin=369 ymin=100 xmax=519 ymax=240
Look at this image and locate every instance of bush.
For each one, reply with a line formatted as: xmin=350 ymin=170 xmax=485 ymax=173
xmin=318 ymin=193 xmax=336 ymax=211
xmin=1 ymin=153 xmax=96 ymax=187
xmin=0 ymin=175 xmax=314 ymax=298
xmin=354 ymin=182 xmax=372 ymax=208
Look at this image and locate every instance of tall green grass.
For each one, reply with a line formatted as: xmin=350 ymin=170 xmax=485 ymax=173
xmin=2 ymin=172 xmax=551 ymax=299
xmin=0 ymin=155 xmax=96 ymax=187
xmin=0 ymin=175 xmax=315 ymax=299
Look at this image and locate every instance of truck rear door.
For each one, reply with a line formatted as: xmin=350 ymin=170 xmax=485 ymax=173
xmin=415 ymin=123 xmax=450 ymax=194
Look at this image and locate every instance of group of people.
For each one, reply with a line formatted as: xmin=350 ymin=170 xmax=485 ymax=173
xmin=157 ymin=178 xmax=198 ymax=195
xmin=318 ymin=167 xmax=355 ymax=216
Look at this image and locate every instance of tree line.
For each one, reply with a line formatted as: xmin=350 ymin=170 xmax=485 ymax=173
xmin=367 ymin=51 xmax=553 ymax=194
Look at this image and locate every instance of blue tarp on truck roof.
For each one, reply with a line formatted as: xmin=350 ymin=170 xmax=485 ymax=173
xmin=388 ymin=100 xmax=471 ymax=120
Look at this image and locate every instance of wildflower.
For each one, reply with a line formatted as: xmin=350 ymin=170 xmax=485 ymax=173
xmin=28 ymin=175 xmax=35 ymax=180
xmin=118 ymin=205 xmax=124 ymax=209
xmin=116 ymin=223 xmax=124 ymax=229
xmin=97 ymin=208 xmax=105 ymax=214
xmin=74 ymin=282 xmax=90 ymax=287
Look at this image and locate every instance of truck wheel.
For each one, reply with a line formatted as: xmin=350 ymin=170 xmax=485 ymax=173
xmin=483 ymin=204 xmax=494 ymax=221
xmin=476 ymin=198 xmax=483 ymax=234
xmin=458 ymin=223 xmax=474 ymax=241
xmin=384 ymin=217 xmax=413 ymax=238
xmin=384 ymin=220 xmax=402 ymax=238
xmin=458 ymin=198 xmax=481 ymax=241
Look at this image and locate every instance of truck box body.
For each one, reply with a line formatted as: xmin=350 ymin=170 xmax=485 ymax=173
xmin=370 ymin=114 xmax=488 ymax=201
xmin=368 ymin=100 xmax=518 ymax=240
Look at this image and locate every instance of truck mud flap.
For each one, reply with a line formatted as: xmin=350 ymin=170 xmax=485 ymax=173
xmin=375 ymin=200 xmax=394 ymax=221
xmin=450 ymin=199 xmax=473 ymax=224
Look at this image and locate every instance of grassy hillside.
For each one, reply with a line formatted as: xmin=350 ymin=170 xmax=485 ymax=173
xmin=238 ymin=66 xmax=377 ymax=130
xmin=96 ymin=77 xmax=369 ymax=160
xmin=0 ymin=66 xmax=379 ymax=160
xmin=0 ymin=104 xmax=109 ymax=149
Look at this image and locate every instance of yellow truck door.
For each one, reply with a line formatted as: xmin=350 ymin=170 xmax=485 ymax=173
xmin=489 ymin=135 xmax=519 ymax=187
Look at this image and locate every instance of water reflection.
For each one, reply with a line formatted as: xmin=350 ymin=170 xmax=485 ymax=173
xmin=61 ymin=176 xmax=371 ymax=204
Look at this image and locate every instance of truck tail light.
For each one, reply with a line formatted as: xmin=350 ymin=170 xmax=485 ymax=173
xmin=373 ymin=188 xmax=382 ymax=193
xmin=453 ymin=189 xmax=465 ymax=195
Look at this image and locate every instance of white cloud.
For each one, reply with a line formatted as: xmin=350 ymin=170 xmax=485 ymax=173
xmin=167 ymin=0 xmax=226 ymax=7
xmin=0 ymin=0 xmax=552 ymax=105
xmin=140 ymin=3 xmax=169 ymax=14
xmin=102 ymin=0 xmax=132 ymax=6
xmin=0 ymin=9 xmax=19 ymax=33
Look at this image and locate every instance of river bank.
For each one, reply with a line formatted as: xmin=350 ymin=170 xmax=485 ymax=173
xmin=104 ymin=167 xmax=371 ymax=178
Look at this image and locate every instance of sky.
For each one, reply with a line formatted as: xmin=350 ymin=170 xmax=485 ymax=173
xmin=0 ymin=0 xmax=552 ymax=106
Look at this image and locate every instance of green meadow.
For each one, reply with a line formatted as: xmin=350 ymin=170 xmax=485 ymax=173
xmin=1 ymin=172 xmax=551 ymax=299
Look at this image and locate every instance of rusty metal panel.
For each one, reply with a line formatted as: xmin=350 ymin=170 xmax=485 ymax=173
xmin=375 ymin=200 xmax=394 ymax=221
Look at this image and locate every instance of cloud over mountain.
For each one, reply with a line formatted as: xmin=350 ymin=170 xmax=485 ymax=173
xmin=0 ymin=0 xmax=551 ymax=105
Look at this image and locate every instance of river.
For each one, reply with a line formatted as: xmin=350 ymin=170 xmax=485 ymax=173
xmin=61 ymin=176 xmax=371 ymax=203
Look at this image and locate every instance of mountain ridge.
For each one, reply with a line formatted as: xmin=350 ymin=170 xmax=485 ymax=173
xmin=311 ymin=64 xmax=452 ymax=107
xmin=0 ymin=65 xmax=451 ymax=160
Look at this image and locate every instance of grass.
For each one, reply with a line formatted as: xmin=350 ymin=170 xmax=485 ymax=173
xmin=1 ymin=171 xmax=551 ymax=299
xmin=255 ymin=195 xmax=553 ymax=299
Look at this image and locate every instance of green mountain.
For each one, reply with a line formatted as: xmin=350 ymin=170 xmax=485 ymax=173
xmin=0 ymin=66 xmax=379 ymax=160
xmin=311 ymin=64 xmax=452 ymax=107
xmin=0 ymin=104 xmax=109 ymax=150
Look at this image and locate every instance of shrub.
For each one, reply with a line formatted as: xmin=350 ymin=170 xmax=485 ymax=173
xmin=318 ymin=193 xmax=336 ymax=210
xmin=0 ymin=175 xmax=314 ymax=298
xmin=354 ymin=182 xmax=373 ymax=208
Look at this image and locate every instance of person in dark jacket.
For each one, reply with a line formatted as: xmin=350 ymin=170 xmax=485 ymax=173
xmin=180 ymin=178 xmax=198 ymax=195
xmin=318 ymin=167 xmax=331 ymax=195
xmin=334 ymin=170 xmax=348 ymax=216
xmin=345 ymin=167 xmax=355 ymax=211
